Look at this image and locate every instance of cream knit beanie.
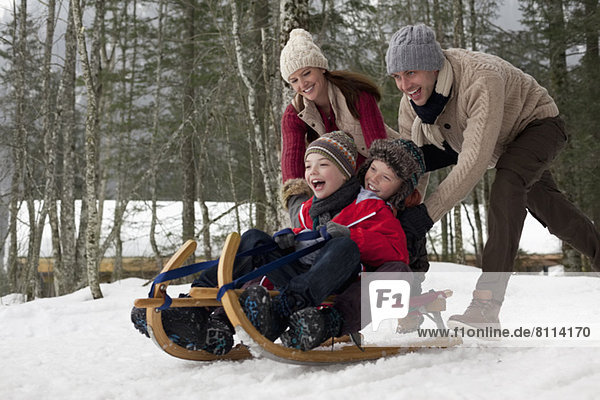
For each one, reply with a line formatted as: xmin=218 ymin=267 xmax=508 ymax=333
xmin=280 ymin=28 xmax=329 ymax=83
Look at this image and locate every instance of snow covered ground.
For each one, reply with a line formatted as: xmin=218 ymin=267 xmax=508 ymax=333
xmin=2 ymin=263 xmax=599 ymax=400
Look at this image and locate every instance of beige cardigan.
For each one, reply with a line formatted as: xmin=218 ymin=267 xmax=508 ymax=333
xmin=397 ymin=48 xmax=559 ymax=222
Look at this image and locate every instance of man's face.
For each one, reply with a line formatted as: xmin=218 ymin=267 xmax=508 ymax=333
xmin=391 ymin=70 xmax=439 ymax=106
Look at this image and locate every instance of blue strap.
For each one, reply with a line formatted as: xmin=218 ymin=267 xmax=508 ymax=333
xmin=216 ymin=237 xmax=327 ymax=301
xmin=149 ymin=242 xmax=276 ymax=310
xmin=149 ymin=231 xmax=324 ymax=310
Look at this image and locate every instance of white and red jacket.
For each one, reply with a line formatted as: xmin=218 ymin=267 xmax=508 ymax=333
xmin=293 ymin=188 xmax=409 ymax=267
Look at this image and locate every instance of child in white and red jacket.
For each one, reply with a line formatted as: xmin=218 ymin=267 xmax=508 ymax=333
xmin=238 ymin=131 xmax=410 ymax=346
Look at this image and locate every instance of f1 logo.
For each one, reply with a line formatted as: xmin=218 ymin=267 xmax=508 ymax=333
xmin=369 ymin=280 xmax=410 ymax=331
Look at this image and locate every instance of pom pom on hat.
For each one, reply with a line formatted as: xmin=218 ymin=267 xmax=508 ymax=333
xmin=280 ymin=28 xmax=329 ymax=83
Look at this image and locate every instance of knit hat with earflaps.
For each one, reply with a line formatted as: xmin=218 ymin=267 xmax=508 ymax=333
xmin=360 ymin=138 xmax=426 ymax=209
xmin=280 ymin=29 xmax=329 ymax=83
xmin=305 ymin=131 xmax=357 ymax=179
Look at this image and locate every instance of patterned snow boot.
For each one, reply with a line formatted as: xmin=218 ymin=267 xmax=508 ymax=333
xmin=239 ymin=286 xmax=306 ymax=341
xmin=447 ymin=289 xmax=502 ymax=330
xmin=203 ymin=308 xmax=235 ymax=355
xmin=130 ymin=305 xmax=210 ymax=350
xmin=281 ymin=306 xmax=343 ymax=351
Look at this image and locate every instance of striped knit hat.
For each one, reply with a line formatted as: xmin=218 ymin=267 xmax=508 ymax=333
xmin=367 ymin=138 xmax=426 ymax=204
xmin=305 ymin=131 xmax=357 ymax=179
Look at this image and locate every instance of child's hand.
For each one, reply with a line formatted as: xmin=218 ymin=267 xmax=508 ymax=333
xmin=273 ymin=228 xmax=296 ymax=250
xmin=323 ymin=221 xmax=351 ymax=238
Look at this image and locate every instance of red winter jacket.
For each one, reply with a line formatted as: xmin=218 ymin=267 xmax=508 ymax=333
xmin=293 ymin=188 xmax=409 ymax=267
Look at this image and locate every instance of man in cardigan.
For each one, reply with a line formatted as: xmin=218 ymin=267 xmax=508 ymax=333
xmin=385 ymin=23 xmax=600 ymax=329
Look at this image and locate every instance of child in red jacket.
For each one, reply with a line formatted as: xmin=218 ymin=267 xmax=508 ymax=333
xmin=279 ymin=138 xmax=427 ymax=350
xmin=239 ymin=132 xmax=409 ymax=346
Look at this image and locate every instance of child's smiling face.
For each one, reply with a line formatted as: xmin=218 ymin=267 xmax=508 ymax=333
xmin=304 ymin=153 xmax=347 ymax=199
xmin=364 ymin=159 xmax=403 ymax=201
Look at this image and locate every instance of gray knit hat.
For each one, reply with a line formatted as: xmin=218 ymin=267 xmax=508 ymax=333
xmin=367 ymin=138 xmax=426 ymax=206
xmin=305 ymin=131 xmax=357 ymax=179
xmin=386 ymin=24 xmax=444 ymax=74
xmin=280 ymin=28 xmax=329 ymax=83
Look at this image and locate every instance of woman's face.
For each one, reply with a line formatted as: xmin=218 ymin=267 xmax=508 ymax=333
xmin=364 ymin=159 xmax=403 ymax=201
xmin=288 ymin=67 xmax=328 ymax=103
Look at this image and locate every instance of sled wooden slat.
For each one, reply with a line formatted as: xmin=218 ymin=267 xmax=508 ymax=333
xmin=218 ymin=233 xmax=462 ymax=364
xmin=135 ymin=239 xmax=252 ymax=361
xmin=134 ymin=297 xmax=221 ymax=308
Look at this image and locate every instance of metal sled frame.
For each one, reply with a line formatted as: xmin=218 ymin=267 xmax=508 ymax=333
xmin=218 ymin=232 xmax=462 ymax=365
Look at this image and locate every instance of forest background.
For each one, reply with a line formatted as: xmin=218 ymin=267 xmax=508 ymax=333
xmin=0 ymin=0 xmax=598 ymax=301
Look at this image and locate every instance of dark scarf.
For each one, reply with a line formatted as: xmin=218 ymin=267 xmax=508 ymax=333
xmin=309 ymin=177 xmax=361 ymax=229
xmin=410 ymin=85 xmax=451 ymax=124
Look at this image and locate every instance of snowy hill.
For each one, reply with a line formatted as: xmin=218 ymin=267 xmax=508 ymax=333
xmin=1 ymin=263 xmax=598 ymax=400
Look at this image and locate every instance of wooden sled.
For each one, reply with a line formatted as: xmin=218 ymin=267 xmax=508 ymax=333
xmin=218 ymin=232 xmax=463 ymax=365
xmin=133 ymin=240 xmax=252 ymax=361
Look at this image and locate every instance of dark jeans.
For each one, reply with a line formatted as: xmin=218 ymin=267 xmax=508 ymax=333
xmin=333 ymin=261 xmax=413 ymax=335
xmin=478 ymin=116 xmax=600 ymax=301
xmin=192 ymin=229 xmax=362 ymax=306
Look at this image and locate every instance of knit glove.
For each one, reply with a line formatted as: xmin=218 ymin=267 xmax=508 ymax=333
xmin=273 ymin=228 xmax=296 ymax=250
xmin=399 ymin=204 xmax=434 ymax=238
xmin=320 ymin=221 xmax=351 ymax=240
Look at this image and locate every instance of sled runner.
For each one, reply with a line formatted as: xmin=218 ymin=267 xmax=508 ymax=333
xmin=133 ymin=240 xmax=253 ymax=361
xmin=217 ymin=232 xmax=462 ymax=365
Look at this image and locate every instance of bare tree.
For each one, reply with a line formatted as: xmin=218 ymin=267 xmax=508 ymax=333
xmin=56 ymin=0 xmax=80 ymax=294
xmin=181 ymin=1 xmax=197 ymax=252
xmin=149 ymin=0 xmax=167 ymax=269
xmin=71 ymin=0 xmax=105 ymax=299
xmin=231 ymin=1 xmax=282 ymax=232
xmin=7 ymin=0 xmax=28 ymax=294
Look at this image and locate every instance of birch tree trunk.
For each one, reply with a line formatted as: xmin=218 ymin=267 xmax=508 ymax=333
xmin=149 ymin=0 xmax=166 ymax=269
xmin=181 ymin=1 xmax=197 ymax=249
xmin=71 ymin=0 xmax=104 ymax=299
xmin=27 ymin=0 xmax=60 ymax=298
xmin=7 ymin=0 xmax=27 ymax=293
xmin=231 ymin=1 xmax=281 ymax=232
xmin=57 ymin=0 xmax=78 ymax=294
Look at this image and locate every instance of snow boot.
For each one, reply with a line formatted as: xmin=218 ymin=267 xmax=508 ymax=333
xmin=447 ymin=289 xmax=502 ymax=331
xmin=239 ymin=286 xmax=307 ymax=341
xmin=130 ymin=305 xmax=210 ymax=350
xmin=131 ymin=306 xmax=150 ymax=337
xmin=203 ymin=308 xmax=235 ymax=355
xmin=280 ymin=307 xmax=343 ymax=351
xmin=396 ymin=313 xmax=425 ymax=334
